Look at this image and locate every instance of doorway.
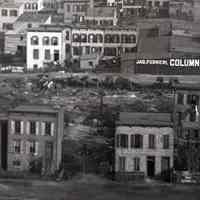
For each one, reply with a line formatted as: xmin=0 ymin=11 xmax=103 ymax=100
xmin=147 ymin=156 xmax=155 ymax=177
xmin=54 ymin=50 xmax=59 ymax=62
xmin=44 ymin=141 xmax=53 ymax=172
xmin=1 ymin=120 xmax=8 ymax=170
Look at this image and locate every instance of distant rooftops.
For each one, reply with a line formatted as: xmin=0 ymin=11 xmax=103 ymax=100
xmin=86 ymin=6 xmax=116 ymax=18
xmin=27 ymin=23 xmax=136 ymax=32
xmin=117 ymin=112 xmax=173 ymax=127
xmin=10 ymin=104 xmax=62 ymax=114
xmin=16 ymin=12 xmax=50 ymax=23
xmin=0 ymin=2 xmax=23 ymax=8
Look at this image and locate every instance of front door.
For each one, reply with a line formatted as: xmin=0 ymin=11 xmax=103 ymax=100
xmin=44 ymin=141 xmax=53 ymax=172
xmin=147 ymin=156 xmax=155 ymax=177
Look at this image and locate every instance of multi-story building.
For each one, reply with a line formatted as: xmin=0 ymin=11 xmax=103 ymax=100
xmin=0 ymin=104 xmax=64 ymax=173
xmin=26 ymin=24 xmax=137 ymax=70
xmin=169 ymin=0 xmax=193 ymax=21
xmin=27 ymin=26 xmax=65 ymax=70
xmin=0 ymin=2 xmax=24 ymax=31
xmin=115 ymin=112 xmax=174 ymax=181
xmin=173 ymin=83 xmax=200 ymax=172
xmin=121 ymin=0 xmax=146 ymax=18
xmin=13 ymin=0 xmax=57 ymax=12
xmin=64 ymin=0 xmax=93 ymax=24
xmin=84 ymin=6 xmax=118 ymax=26
xmin=120 ymin=0 xmax=169 ymax=19
xmin=4 ymin=12 xmax=51 ymax=55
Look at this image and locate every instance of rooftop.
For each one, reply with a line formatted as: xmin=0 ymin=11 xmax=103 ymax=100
xmin=0 ymin=2 xmax=22 ymax=8
xmin=85 ymin=6 xmax=116 ymax=18
xmin=173 ymin=83 xmax=200 ymax=90
xmin=117 ymin=112 xmax=173 ymax=127
xmin=10 ymin=104 xmax=62 ymax=114
xmin=16 ymin=12 xmax=50 ymax=23
xmin=28 ymin=23 xmax=136 ymax=32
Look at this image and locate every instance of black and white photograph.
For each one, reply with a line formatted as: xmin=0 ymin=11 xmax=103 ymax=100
xmin=0 ymin=0 xmax=200 ymax=199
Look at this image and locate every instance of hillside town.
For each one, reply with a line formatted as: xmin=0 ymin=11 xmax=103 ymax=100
xmin=1 ymin=0 xmax=200 ymax=199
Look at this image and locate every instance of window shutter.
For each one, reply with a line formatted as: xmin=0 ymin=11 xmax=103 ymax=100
xmin=41 ymin=122 xmax=45 ymax=136
xmin=9 ymin=142 xmax=14 ymax=153
xmin=51 ymin=123 xmax=54 ymax=136
xmin=26 ymin=141 xmax=30 ymax=154
xmin=36 ymin=122 xmax=39 ymax=135
xmin=11 ymin=120 xmax=15 ymax=135
xmin=35 ymin=142 xmax=39 ymax=156
xmin=20 ymin=121 xmax=24 ymax=135
xmin=26 ymin=121 xmax=30 ymax=135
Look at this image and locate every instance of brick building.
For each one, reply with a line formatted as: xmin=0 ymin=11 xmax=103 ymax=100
xmin=115 ymin=112 xmax=174 ymax=181
xmin=0 ymin=104 xmax=64 ymax=173
xmin=173 ymin=83 xmax=200 ymax=172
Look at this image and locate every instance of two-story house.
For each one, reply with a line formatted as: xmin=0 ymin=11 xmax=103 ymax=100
xmin=115 ymin=112 xmax=174 ymax=181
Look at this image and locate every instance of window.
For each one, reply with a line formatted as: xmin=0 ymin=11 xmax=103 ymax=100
xmin=149 ymin=134 xmax=155 ymax=149
xmin=163 ymin=135 xmax=170 ymax=149
xmin=1 ymin=9 xmax=8 ymax=16
xmin=163 ymin=1 xmax=169 ymax=8
xmin=45 ymin=122 xmax=51 ymax=136
xmin=43 ymin=36 xmax=49 ymax=45
xmin=2 ymin=23 xmax=13 ymax=30
xmin=104 ymin=47 xmax=117 ymax=56
xmin=45 ymin=49 xmax=51 ymax=60
xmin=129 ymin=35 xmax=136 ymax=43
xmin=119 ymin=156 xmax=126 ymax=172
xmin=116 ymin=134 xmax=128 ymax=148
xmin=15 ymin=121 xmax=21 ymax=134
xmin=32 ymin=3 xmax=38 ymax=10
xmin=33 ymin=64 xmax=38 ymax=69
xmin=30 ymin=121 xmax=36 ymax=135
xmin=187 ymin=95 xmax=199 ymax=105
xmin=131 ymin=134 xmax=143 ymax=148
xmin=13 ymin=140 xmax=21 ymax=153
xmin=81 ymin=34 xmax=87 ymax=42
xmin=66 ymin=31 xmax=69 ymax=40
xmin=31 ymin=36 xmax=39 ymax=45
xmin=161 ymin=156 xmax=170 ymax=172
xmin=73 ymin=34 xmax=80 ymax=42
xmin=51 ymin=37 xmax=58 ymax=45
xmin=177 ymin=112 xmax=182 ymax=125
xmin=27 ymin=23 xmax=32 ymax=28
xmin=105 ymin=34 xmax=111 ymax=43
xmin=177 ymin=93 xmax=184 ymax=104
xmin=13 ymin=160 xmax=21 ymax=167
xmin=148 ymin=1 xmax=152 ymax=7
xmin=10 ymin=10 xmax=17 ymax=17
xmin=33 ymin=49 xmax=39 ymax=59
xmin=29 ymin=141 xmax=38 ymax=155
xmin=73 ymin=47 xmax=82 ymax=56
xmin=88 ymin=34 xmax=97 ymax=43
xmin=155 ymin=1 xmax=160 ymax=7
xmin=189 ymin=110 xmax=196 ymax=122
xmin=97 ymin=34 xmax=103 ymax=43
xmin=67 ymin=4 xmax=70 ymax=12
xmin=133 ymin=157 xmax=140 ymax=171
